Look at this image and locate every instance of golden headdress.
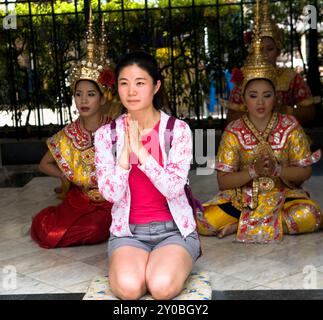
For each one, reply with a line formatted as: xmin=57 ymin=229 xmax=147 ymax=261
xmin=241 ymin=0 xmax=277 ymax=94
xmin=260 ymin=0 xmax=283 ymax=50
xmin=68 ymin=8 xmax=115 ymax=100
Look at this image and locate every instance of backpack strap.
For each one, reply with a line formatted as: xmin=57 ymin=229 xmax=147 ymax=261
xmin=164 ymin=116 xmax=176 ymax=157
xmin=110 ymin=119 xmax=117 ymax=159
xmin=165 ymin=116 xmax=203 ymax=258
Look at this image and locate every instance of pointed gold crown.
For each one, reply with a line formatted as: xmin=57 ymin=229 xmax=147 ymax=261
xmin=241 ymin=0 xmax=277 ymax=94
xmin=68 ymin=8 xmax=115 ymax=99
xmin=97 ymin=16 xmax=115 ymax=101
xmin=98 ymin=17 xmax=111 ymax=68
xmin=260 ymin=0 xmax=282 ymax=50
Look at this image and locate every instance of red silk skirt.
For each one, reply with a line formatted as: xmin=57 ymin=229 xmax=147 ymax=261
xmin=31 ymin=185 xmax=112 ymax=249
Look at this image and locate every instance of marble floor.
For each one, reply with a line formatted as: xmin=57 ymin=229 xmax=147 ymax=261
xmin=1 ymin=164 xmax=323 ymax=296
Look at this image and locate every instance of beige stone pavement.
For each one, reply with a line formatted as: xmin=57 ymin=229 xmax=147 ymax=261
xmin=0 ymin=166 xmax=323 ymax=295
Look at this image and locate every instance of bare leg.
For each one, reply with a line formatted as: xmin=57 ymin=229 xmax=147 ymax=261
xmin=146 ymin=244 xmax=193 ymax=300
xmin=108 ymin=246 xmax=149 ymax=300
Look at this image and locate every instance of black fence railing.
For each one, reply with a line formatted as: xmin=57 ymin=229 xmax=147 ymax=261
xmin=0 ymin=0 xmax=322 ymax=138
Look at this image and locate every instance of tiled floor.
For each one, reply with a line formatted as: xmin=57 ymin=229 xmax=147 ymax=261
xmin=0 ymin=164 xmax=323 ymax=296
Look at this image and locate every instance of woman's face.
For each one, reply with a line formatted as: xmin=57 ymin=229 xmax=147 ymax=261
xmin=74 ymin=80 xmax=105 ymax=118
xmin=262 ymin=37 xmax=280 ymax=65
xmin=243 ymin=79 xmax=276 ymax=120
xmin=117 ymin=64 xmax=160 ymax=113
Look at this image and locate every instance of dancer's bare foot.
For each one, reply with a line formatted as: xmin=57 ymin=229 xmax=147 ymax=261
xmin=217 ymin=223 xmax=238 ymax=238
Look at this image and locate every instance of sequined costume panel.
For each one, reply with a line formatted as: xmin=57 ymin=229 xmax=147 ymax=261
xmin=47 ymin=118 xmax=99 ymax=191
xmin=198 ymin=113 xmax=322 ymax=243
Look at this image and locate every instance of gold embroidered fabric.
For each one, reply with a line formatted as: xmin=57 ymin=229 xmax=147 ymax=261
xmin=214 ymin=113 xmax=321 ymax=242
xmin=47 ymin=129 xmax=97 ymax=190
xmin=47 ymin=118 xmax=110 ymax=201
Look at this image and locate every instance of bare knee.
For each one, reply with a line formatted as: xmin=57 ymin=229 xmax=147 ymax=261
xmin=110 ymin=275 xmax=146 ymax=300
xmin=147 ymin=274 xmax=182 ymax=300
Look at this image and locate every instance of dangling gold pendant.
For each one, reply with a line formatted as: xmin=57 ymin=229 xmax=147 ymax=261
xmin=81 ymin=147 xmax=95 ymax=166
xmin=258 ymin=177 xmax=275 ymax=191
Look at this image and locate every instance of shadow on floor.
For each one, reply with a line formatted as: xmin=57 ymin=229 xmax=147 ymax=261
xmin=0 ymin=172 xmax=46 ymax=188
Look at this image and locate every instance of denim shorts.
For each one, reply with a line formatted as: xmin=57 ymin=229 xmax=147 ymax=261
xmin=108 ymin=220 xmax=201 ymax=262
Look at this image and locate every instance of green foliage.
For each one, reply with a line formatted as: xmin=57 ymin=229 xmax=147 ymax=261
xmin=0 ymin=0 xmax=321 ymax=126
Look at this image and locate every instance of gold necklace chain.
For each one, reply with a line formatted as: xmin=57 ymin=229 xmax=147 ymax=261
xmin=242 ymin=112 xmax=278 ymax=198
xmin=242 ymin=112 xmax=277 ymax=144
xmin=81 ymin=115 xmax=104 ymax=135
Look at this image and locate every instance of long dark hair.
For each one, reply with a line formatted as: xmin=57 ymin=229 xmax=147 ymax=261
xmin=115 ymin=51 xmax=168 ymax=110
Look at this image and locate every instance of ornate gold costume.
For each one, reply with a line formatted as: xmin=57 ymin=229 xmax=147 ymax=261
xmin=226 ymin=0 xmax=320 ymax=118
xmin=47 ymin=118 xmax=111 ymax=202
xmin=31 ymin=5 xmax=114 ymax=249
xmin=197 ymin=1 xmax=322 ymax=243
xmin=197 ymin=113 xmax=321 ymax=243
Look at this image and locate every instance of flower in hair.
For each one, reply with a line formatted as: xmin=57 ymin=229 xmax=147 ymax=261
xmin=231 ymin=67 xmax=244 ymax=85
xmin=98 ymin=68 xmax=115 ymax=90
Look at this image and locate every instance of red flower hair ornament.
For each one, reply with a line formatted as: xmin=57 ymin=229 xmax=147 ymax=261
xmin=98 ymin=68 xmax=115 ymax=91
xmin=231 ymin=67 xmax=244 ymax=85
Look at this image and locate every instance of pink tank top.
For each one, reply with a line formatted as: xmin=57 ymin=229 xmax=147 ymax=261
xmin=129 ymin=121 xmax=173 ymax=224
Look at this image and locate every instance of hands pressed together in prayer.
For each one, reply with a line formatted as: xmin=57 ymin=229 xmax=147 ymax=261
xmin=255 ymin=154 xmax=275 ymax=177
xmin=249 ymin=153 xmax=282 ymax=179
xmin=118 ymin=114 xmax=149 ymax=169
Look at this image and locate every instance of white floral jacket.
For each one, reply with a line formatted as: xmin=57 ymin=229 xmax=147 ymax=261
xmin=94 ymin=110 xmax=196 ymax=238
